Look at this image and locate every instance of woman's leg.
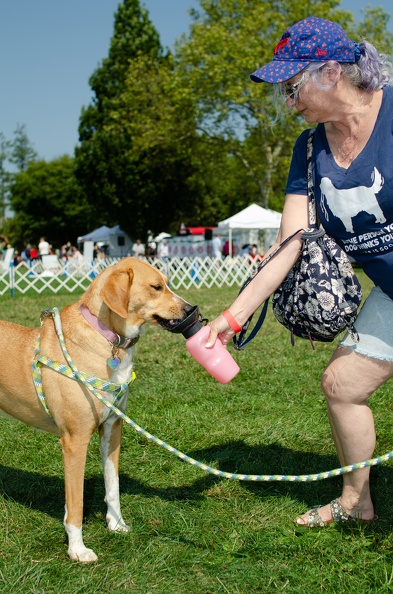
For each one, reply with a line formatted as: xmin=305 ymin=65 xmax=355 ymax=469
xmin=296 ymin=346 xmax=393 ymax=525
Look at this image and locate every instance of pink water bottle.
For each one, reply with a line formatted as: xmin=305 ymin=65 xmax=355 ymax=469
xmin=168 ymin=305 xmax=240 ymax=384
xmin=185 ymin=322 xmax=240 ymax=384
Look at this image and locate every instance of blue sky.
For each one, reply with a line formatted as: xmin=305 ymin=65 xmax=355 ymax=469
xmin=0 ymin=0 xmax=391 ymax=162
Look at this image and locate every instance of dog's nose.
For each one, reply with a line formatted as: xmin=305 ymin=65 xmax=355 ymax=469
xmin=184 ymin=302 xmax=195 ymax=315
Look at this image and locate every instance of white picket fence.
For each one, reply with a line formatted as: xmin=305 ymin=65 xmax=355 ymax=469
xmin=0 ymin=256 xmax=264 ymax=296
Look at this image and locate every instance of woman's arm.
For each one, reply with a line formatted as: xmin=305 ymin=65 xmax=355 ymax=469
xmin=205 ymin=193 xmax=309 ymax=347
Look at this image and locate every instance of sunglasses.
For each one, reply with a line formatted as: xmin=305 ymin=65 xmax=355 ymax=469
xmin=279 ymin=74 xmax=309 ymax=102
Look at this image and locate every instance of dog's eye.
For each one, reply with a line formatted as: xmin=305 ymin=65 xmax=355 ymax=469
xmin=151 ymin=284 xmax=163 ymax=292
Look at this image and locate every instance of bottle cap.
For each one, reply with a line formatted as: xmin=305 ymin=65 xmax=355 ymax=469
xmin=181 ymin=319 xmax=203 ymax=339
xmin=167 ymin=305 xmax=205 ymax=338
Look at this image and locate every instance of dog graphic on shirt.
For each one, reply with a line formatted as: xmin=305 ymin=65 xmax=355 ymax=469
xmin=320 ymin=167 xmax=386 ymax=233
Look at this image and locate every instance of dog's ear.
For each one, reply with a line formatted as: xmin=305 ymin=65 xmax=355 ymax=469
xmin=100 ymin=268 xmax=134 ymax=319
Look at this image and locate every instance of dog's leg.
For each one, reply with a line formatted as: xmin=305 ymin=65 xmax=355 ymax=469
xmin=99 ymin=416 xmax=130 ymax=533
xmin=61 ymin=434 xmax=98 ymax=562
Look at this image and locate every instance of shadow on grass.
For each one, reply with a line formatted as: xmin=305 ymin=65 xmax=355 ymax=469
xmin=1 ymin=439 xmax=393 ymax=529
xmin=185 ymin=440 xmax=393 ymax=526
xmin=0 ymin=463 xmax=65 ymax=521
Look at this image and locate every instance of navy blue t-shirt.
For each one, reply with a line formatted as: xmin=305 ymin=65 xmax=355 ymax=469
xmin=286 ymin=85 xmax=393 ymax=300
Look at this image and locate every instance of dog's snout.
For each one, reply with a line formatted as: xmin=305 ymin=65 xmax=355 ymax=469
xmin=184 ymin=302 xmax=195 ymax=316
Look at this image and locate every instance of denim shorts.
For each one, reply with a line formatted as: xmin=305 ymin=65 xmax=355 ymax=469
xmin=339 ymin=286 xmax=393 ymax=362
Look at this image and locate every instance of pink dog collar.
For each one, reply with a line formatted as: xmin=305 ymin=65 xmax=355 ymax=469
xmin=80 ymin=305 xmax=139 ymax=349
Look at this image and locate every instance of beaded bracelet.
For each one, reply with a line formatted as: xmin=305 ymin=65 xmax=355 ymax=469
xmin=222 ymin=309 xmax=242 ymax=333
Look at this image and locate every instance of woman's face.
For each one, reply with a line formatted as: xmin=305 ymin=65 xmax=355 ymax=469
xmin=281 ymin=70 xmax=336 ymax=123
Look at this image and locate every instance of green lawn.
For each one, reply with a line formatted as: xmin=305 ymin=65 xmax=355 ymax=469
xmin=1 ymin=272 xmax=393 ymax=593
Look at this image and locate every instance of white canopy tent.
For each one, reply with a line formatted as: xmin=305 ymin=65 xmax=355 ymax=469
xmin=77 ymin=225 xmax=133 ymax=257
xmin=154 ymin=232 xmax=171 ymax=242
xmin=77 ymin=225 xmax=112 ymax=243
xmin=217 ymin=203 xmax=282 ymax=255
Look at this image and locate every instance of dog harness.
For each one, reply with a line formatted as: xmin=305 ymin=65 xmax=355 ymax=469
xmin=32 ymin=308 xmax=136 ymax=418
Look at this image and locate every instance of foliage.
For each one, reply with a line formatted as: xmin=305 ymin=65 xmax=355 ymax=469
xmin=0 ymin=125 xmax=38 ymax=227
xmin=351 ymin=6 xmax=393 ymax=52
xmin=9 ymin=123 xmax=38 ymax=172
xmin=0 ymin=133 xmax=12 ymax=224
xmin=4 ymin=156 xmax=92 ymax=250
xmin=105 ymin=53 xmax=251 ymax=230
xmin=74 ymin=0 xmax=202 ymax=238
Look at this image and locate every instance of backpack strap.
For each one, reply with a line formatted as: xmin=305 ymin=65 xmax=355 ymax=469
xmin=306 ymin=127 xmax=318 ymax=228
xmin=233 ymin=228 xmax=304 ymax=350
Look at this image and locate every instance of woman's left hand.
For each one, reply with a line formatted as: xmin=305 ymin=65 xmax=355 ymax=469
xmin=205 ymin=315 xmax=235 ymax=348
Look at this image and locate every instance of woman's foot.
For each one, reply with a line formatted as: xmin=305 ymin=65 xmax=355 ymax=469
xmin=295 ymin=498 xmax=376 ymax=527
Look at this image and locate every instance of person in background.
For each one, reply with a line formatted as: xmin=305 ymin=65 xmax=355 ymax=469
xmin=206 ymin=16 xmax=393 ymax=527
xmin=60 ymin=241 xmax=73 ymax=263
xmin=212 ymin=233 xmax=223 ymax=259
xmin=38 ymin=236 xmax=51 ymax=259
xmin=13 ymin=251 xmax=22 ymax=266
xmin=248 ymin=244 xmax=258 ymax=259
xmin=21 ymin=243 xmax=32 ymax=264
xmin=222 ymin=240 xmax=235 ymax=257
xmin=132 ymin=239 xmax=145 ymax=259
xmin=146 ymin=241 xmax=157 ymax=258
xmin=157 ymin=240 xmax=169 ymax=260
xmin=241 ymin=244 xmax=251 ymax=258
xmin=29 ymin=246 xmax=38 ymax=261
xmin=71 ymin=245 xmax=84 ymax=267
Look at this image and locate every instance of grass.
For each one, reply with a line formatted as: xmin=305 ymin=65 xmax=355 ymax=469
xmin=1 ymin=271 xmax=393 ymax=593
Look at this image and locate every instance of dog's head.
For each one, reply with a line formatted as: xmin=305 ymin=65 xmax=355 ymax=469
xmin=81 ymin=257 xmax=193 ymax=335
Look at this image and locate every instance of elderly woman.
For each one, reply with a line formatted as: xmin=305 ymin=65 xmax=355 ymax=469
xmin=206 ymin=16 xmax=393 ymax=526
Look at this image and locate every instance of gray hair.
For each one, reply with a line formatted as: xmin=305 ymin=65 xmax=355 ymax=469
xmin=305 ymin=40 xmax=393 ymax=91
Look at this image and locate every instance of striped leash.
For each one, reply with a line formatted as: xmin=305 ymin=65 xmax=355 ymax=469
xmin=33 ymin=308 xmax=393 ymax=482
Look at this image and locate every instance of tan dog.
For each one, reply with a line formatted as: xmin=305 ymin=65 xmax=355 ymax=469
xmin=0 ymin=257 xmax=192 ymax=562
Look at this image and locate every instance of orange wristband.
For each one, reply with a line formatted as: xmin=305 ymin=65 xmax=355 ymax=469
xmin=222 ymin=309 xmax=242 ymax=333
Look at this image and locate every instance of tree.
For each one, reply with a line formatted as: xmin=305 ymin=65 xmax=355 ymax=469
xmin=102 ymin=52 xmax=213 ymax=233
xmin=74 ymin=0 xmax=199 ymax=238
xmin=0 ymin=125 xmax=38 ymax=228
xmin=10 ymin=123 xmax=38 ymax=171
xmin=0 ymin=133 xmax=11 ymax=225
xmin=4 ymin=156 xmax=91 ymax=249
xmin=100 ymin=36 xmax=260 ymax=230
xmin=349 ymin=6 xmax=393 ymax=53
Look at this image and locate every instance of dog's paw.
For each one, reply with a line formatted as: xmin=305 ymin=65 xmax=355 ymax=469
xmin=107 ymin=516 xmax=131 ymax=533
xmin=115 ymin=521 xmax=131 ymax=533
xmin=68 ymin=545 xmax=98 ymax=563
